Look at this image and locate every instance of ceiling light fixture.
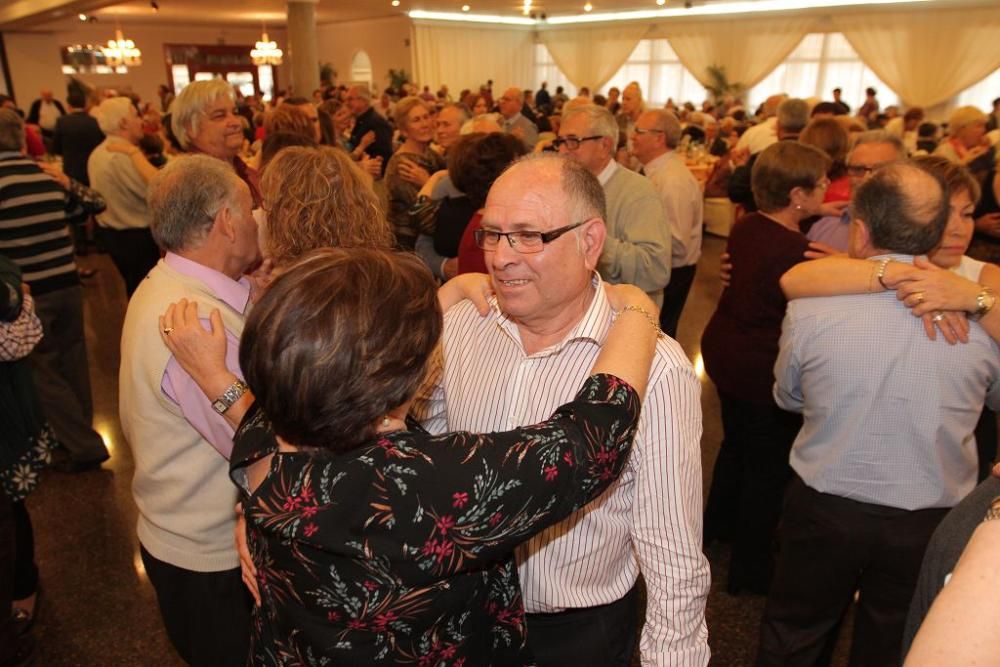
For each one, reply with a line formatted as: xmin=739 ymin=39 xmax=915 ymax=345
xmin=523 ymin=0 xmax=533 ymax=15
xmin=462 ymin=4 xmax=471 ymax=10
xmin=251 ymin=23 xmax=283 ymax=66
xmin=101 ymin=25 xmax=142 ymax=68
xmin=392 ymin=0 xmax=400 ymax=5
xmin=78 ymin=13 xmax=88 ymax=21
xmin=546 ymin=0 xmax=932 ymax=24
xmin=657 ymin=0 xmax=666 ymax=5
xmin=584 ymin=2 xmax=594 ymax=10
xmin=409 ymin=9 xmax=537 ymax=24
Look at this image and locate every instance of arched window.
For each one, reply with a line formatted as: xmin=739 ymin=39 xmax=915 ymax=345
xmin=350 ymin=50 xmax=373 ymax=87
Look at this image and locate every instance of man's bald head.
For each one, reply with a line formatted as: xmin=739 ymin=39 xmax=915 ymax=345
xmin=851 ymin=161 xmax=949 ymax=257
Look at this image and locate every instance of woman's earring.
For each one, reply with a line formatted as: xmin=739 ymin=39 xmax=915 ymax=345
xmin=382 ymin=416 xmax=391 ymax=427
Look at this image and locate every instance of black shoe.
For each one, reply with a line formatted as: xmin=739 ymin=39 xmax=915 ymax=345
xmin=52 ymin=453 xmax=109 ymax=473
xmin=0 ymin=633 xmax=36 ymax=667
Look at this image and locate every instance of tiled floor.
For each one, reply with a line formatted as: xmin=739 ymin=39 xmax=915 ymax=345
xmin=23 ymin=235 xmax=843 ymax=666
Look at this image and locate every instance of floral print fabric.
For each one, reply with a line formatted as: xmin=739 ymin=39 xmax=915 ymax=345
xmin=230 ymin=373 xmax=640 ymax=666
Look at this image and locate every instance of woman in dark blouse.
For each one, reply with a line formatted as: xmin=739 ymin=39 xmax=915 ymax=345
xmin=160 ymin=248 xmax=660 ymax=665
xmin=701 ymin=141 xmax=831 ymax=595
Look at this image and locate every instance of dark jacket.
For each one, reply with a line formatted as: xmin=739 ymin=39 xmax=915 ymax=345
xmin=52 ymin=112 xmax=105 ymax=185
xmin=349 ymin=107 xmax=393 ymax=176
xmin=26 ymin=99 xmax=66 ymax=127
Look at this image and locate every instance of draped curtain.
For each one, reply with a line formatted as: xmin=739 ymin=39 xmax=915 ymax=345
xmin=538 ymin=24 xmax=650 ymax=92
xmin=664 ymin=17 xmax=813 ymax=91
xmin=412 ymin=22 xmax=535 ymax=94
xmin=835 ymin=7 xmax=1000 ymax=108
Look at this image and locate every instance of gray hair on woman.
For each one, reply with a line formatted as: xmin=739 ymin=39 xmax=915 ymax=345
xmin=95 ymin=96 xmax=136 ymax=135
xmin=147 ymin=154 xmax=244 ymax=252
xmin=170 ymin=79 xmax=234 ymax=150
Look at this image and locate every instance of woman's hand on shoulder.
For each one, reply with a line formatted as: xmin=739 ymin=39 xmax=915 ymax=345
xmin=438 ymin=272 xmax=493 ymax=315
xmin=159 ymin=298 xmax=230 ymax=385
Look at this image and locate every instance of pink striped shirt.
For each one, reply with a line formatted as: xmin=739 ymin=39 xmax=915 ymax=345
xmin=413 ymin=276 xmax=711 ymax=666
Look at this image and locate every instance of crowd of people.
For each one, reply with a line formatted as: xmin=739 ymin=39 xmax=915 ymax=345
xmin=0 ymin=71 xmax=998 ymax=667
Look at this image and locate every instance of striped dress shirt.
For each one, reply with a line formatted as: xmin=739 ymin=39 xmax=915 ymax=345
xmin=413 ymin=277 xmax=711 ymax=666
xmin=0 ymin=151 xmax=79 ymax=295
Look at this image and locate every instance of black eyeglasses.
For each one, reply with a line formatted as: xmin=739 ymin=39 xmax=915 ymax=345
xmin=846 ymin=162 xmax=892 ymax=177
xmin=474 ymin=220 xmax=590 ymax=253
xmin=552 ymin=135 xmax=604 ymax=150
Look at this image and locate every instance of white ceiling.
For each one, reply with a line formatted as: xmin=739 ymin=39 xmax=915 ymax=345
xmin=14 ymin=0 xmax=987 ymax=30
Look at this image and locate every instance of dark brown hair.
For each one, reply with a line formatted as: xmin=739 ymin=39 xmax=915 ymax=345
xmin=240 ymin=248 xmax=442 ymax=452
xmin=449 ymin=132 xmax=527 ymax=209
xmin=912 ymin=154 xmax=981 ymax=204
xmin=751 ymin=141 xmax=831 ymax=212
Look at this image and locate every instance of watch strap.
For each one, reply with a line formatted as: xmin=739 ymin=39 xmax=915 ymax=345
xmin=211 ymin=378 xmax=249 ymax=415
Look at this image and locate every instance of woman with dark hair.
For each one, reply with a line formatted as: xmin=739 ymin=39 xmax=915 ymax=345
xmin=158 ymin=247 xmax=660 ymax=666
xmin=701 ymin=141 xmax=831 ymax=595
xmin=799 ymin=116 xmax=851 ymax=203
xmin=415 ymin=132 xmax=527 ymax=279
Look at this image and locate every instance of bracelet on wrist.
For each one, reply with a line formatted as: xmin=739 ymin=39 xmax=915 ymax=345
xmin=614 ymin=304 xmax=663 ymax=338
xmin=983 ymin=495 xmax=1000 ymax=523
xmin=876 ymin=258 xmax=893 ymax=290
xmin=971 ymin=286 xmax=997 ymax=321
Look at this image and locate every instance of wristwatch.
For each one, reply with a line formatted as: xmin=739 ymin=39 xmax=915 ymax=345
xmin=971 ymin=286 xmax=997 ymax=321
xmin=212 ymin=378 xmax=249 ymax=415
xmin=985 ymin=496 xmax=1000 ymax=523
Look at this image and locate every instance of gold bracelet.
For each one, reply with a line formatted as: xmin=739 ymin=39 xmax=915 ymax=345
xmin=615 ymin=304 xmax=663 ymax=337
xmin=983 ymin=495 xmax=1000 ymax=523
xmin=876 ymin=258 xmax=893 ymax=290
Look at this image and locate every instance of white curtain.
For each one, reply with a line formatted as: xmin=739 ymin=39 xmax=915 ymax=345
xmin=664 ymin=16 xmax=813 ymax=91
xmin=835 ymin=7 xmax=1000 ymax=109
xmin=538 ymin=24 xmax=650 ymax=92
xmin=412 ymin=22 xmax=535 ymax=94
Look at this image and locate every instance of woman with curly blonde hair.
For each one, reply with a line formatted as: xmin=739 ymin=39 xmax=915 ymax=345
xmin=259 ymin=146 xmax=394 ymax=269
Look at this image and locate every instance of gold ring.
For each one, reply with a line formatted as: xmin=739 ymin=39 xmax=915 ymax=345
xmin=915 ymin=292 xmax=925 ymax=304
xmin=163 ymin=327 xmax=174 ymax=335
xmin=931 ymin=312 xmax=946 ymax=323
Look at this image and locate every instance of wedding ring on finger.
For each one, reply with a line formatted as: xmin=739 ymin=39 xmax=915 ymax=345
xmin=163 ymin=326 xmax=174 ymax=336
xmin=931 ymin=312 xmax=946 ymax=323
xmin=914 ymin=291 xmax=925 ymax=304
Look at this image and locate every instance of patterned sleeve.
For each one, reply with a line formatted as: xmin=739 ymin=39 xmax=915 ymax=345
xmin=386 ymin=372 xmax=641 ymax=575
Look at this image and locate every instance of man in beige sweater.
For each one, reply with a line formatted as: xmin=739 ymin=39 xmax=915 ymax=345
xmin=119 ymin=154 xmax=259 ymax=666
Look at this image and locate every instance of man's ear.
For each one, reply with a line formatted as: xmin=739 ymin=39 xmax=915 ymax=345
xmin=216 ymin=204 xmax=237 ymax=244
xmin=581 ymin=218 xmax=607 ymax=269
xmin=851 ymin=216 xmax=872 ymax=253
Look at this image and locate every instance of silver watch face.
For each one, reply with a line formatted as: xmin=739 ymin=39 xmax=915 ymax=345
xmin=212 ymin=399 xmax=227 ymax=414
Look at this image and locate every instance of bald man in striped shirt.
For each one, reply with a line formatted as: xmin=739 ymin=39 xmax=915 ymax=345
xmin=413 ymin=154 xmax=710 ymax=667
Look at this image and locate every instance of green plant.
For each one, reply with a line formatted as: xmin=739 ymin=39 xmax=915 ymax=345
xmin=704 ymin=65 xmax=745 ymax=103
xmin=319 ymin=62 xmax=336 ymax=86
xmin=386 ymin=68 xmax=410 ymax=95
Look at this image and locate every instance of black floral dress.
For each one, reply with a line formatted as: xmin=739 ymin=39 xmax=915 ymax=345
xmin=230 ymin=373 xmax=640 ymax=666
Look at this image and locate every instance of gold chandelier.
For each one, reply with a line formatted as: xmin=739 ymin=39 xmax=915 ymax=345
xmin=251 ymin=27 xmax=283 ymax=66
xmin=101 ymin=27 xmax=142 ymax=68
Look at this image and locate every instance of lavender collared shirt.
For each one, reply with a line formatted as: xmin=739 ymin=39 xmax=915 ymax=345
xmin=159 ymin=252 xmax=249 ymax=460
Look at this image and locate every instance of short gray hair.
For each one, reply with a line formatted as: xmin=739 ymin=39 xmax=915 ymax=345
xmin=510 ymin=153 xmax=606 ymax=225
xmin=849 ymin=130 xmax=906 ymax=160
xmin=852 ymin=161 xmax=948 ymax=255
xmin=562 ymin=104 xmax=619 ymax=150
xmin=347 ymin=85 xmax=371 ymax=103
xmin=777 ymin=98 xmax=809 ymax=135
xmin=147 ymin=154 xmax=243 ymax=252
xmin=95 ymin=97 xmax=135 ymax=135
xmin=646 ymin=109 xmax=682 ymax=149
xmin=0 ymin=109 xmax=24 ymax=151
xmin=440 ymin=103 xmax=470 ymax=123
xmin=171 ymin=80 xmax=235 ymax=150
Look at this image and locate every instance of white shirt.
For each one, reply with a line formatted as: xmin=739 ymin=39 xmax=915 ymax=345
xmin=596 ymin=156 xmax=618 ymax=186
xmin=414 ymin=278 xmax=711 ymax=666
xmin=735 ymin=116 xmax=777 ymax=155
xmin=37 ymin=100 xmax=61 ymax=131
xmin=643 ymin=151 xmax=704 ymax=268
